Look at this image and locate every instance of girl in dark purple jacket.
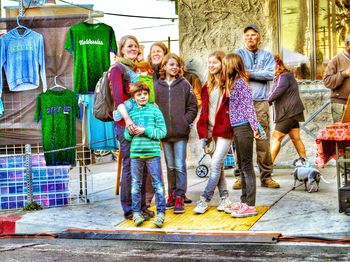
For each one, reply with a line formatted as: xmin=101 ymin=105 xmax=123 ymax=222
xmin=268 ymin=55 xmax=306 ymax=163
xmin=194 ymin=51 xmax=234 ymax=214
xmin=155 ymin=53 xmax=198 ymax=214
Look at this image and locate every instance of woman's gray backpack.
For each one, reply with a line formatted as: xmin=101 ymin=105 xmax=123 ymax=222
xmin=93 ymin=70 xmax=114 ymax=122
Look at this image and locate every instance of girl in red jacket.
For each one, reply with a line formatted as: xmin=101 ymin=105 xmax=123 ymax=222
xmin=194 ymin=51 xmax=234 ymax=214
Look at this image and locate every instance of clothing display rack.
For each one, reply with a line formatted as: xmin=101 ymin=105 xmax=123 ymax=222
xmin=0 ymin=14 xmax=97 ymax=210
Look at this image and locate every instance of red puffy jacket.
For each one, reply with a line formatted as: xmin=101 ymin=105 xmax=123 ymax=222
xmin=196 ymin=83 xmax=233 ymax=139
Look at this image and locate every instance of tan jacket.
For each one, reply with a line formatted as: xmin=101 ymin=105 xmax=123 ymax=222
xmin=184 ymin=71 xmax=202 ymax=106
xmin=323 ymin=51 xmax=350 ymax=104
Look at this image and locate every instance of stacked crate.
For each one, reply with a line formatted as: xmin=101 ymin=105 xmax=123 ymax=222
xmin=0 ymin=155 xmax=70 ymax=209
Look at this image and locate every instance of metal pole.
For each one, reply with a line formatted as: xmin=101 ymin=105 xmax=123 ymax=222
xmin=25 ymin=144 xmax=33 ymax=204
xmin=309 ymin=0 xmax=317 ymax=80
xmin=277 ymin=0 xmax=282 ymax=55
xmin=167 ymin=36 xmax=171 ymax=52
xmin=19 ymin=0 xmax=24 ymax=16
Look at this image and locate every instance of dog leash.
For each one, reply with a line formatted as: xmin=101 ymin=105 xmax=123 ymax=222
xmin=270 ymin=183 xmax=303 ymax=208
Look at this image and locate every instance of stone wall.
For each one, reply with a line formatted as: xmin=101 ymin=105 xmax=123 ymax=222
xmin=178 ymin=0 xmax=333 ymax=168
xmin=179 ymin=0 xmax=277 ymax=82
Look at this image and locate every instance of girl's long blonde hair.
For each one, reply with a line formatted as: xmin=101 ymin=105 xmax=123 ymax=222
xmin=207 ymin=50 xmax=225 ymax=95
xmin=223 ymin=53 xmax=249 ymax=93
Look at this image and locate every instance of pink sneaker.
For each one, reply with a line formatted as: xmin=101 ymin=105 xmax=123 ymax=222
xmin=224 ymin=202 xmax=243 ymax=214
xmin=231 ymin=203 xmax=257 ymax=218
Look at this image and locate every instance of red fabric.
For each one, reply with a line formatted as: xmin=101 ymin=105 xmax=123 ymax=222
xmin=315 ymin=123 xmax=350 ymax=168
xmin=109 ymin=64 xmax=132 ymax=127
xmin=0 ymin=216 xmax=21 ymax=234
xmin=196 ymin=83 xmax=233 ymax=139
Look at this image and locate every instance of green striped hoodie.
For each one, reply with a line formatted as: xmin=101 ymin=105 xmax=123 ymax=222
xmin=124 ymin=103 xmax=167 ymax=158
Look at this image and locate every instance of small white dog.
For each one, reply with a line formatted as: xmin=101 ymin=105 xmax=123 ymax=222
xmin=291 ymin=158 xmax=329 ymax=193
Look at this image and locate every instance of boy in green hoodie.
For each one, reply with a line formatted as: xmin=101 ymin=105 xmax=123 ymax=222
xmin=124 ymin=82 xmax=167 ymax=227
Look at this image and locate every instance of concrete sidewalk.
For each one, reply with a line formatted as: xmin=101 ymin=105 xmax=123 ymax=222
xmin=1 ymin=161 xmax=350 ymax=237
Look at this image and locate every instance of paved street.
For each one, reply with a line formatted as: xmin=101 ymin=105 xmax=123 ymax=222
xmin=1 ymin=238 xmax=350 ymax=261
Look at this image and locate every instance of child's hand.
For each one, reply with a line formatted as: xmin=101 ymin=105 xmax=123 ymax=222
xmin=125 ymin=119 xmax=137 ymax=134
xmin=134 ymin=126 xmax=145 ymax=136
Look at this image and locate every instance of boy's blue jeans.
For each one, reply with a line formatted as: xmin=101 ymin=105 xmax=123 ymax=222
xmin=131 ymin=156 xmax=166 ymax=214
xmin=162 ymin=139 xmax=187 ymax=197
xmin=115 ymin=125 xmax=147 ymax=216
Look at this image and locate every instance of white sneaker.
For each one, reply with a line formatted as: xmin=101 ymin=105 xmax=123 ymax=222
xmin=224 ymin=202 xmax=243 ymax=214
xmin=217 ymin=197 xmax=232 ymax=211
xmin=193 ymin=197 xmax=209 ymax=214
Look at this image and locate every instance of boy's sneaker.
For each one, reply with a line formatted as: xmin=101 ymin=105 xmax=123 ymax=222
xmin=231 ymin=203 xmax=257 ymax=218
xmin=174 ymin=196 xmax=185 ymax=214
xmin=141 ymin=208 xmax=155 ymax=221
xmin=166 ymin=193 xmax=175 ymax=209
xmin=133 ymin=213 xmax=145 ymax=226
xmin=224 ymin=202 xmax=243 ymax=214
xmin=217 ymin=197 xmax=232 ymax=211
xmin=193 ymin=196 xmax=209 ymax=214
xmin=153 ymin=213 xmax=165 ymax=228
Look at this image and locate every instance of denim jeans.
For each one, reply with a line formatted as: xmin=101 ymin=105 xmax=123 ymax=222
xmin=254 ymin=101 xmax=273 ymax=181
xmin=202 ymin=137 xmax=232 ymax=200
xmin=114 ymin=125 xmax=147 ymax=215
xmin=131 ymin=157 xmax=166 ymax=214
xmin=162 ymin=139 xmax=187 ymax=197
xmin=233 ymin=123 xmax=256 ymax=206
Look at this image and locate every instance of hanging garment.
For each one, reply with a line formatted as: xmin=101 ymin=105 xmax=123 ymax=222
xmin=64 ymin=22 xmax=117 ymax=94
xmin=80 ymin=94 xmax=118 ymax=150
xmin=34 ymin=89 xmax=80 ymax=166
xmin=0 ymin=28 xmax=47 ymax=116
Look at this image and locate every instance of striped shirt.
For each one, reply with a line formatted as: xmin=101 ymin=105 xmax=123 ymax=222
xmin=124 ymin=103 xmax=167 ymax=158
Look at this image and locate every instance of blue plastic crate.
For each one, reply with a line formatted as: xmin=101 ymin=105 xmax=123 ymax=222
xmin=224 ymin=154 xmax=235 ymax=168
xmin=33 ymin=192 xmax=70 ymax=207
xmin=0 ymin=167 xmax=69 ymax=183
xmin=24 ymin=179 xmax=69 ymax=194
xmin=0 ymin=154 xmax=71 ymax=210
xmin=0 ymin=181 xmax=25 ymax=195
xmin=1 ymin=192 xmax=70 ymax=209
xmin=0 ymin=195 xmax=25 ymax=209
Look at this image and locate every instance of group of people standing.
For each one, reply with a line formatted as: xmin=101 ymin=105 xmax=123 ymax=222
xmin=108 ymin=24 xmax=308 ymax=227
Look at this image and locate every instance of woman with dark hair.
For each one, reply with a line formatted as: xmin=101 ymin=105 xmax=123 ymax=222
xmin=147 ymin=42 xmax=168 ymax=80
xmin=268 ymin=54 xmax=306 ymax=163
xmin=144 ymin=42 xmax=168 ymax=207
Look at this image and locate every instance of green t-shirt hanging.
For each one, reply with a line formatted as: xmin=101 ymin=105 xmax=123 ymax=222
xmin=64 ymin=22 xmax=117 ymax=94
xmin=34 ymin=89 xmax=80 ymax=166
